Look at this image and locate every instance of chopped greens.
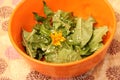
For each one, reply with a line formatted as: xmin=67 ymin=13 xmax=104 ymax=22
xmin=22 ymin=1 xmax=108 ymax=63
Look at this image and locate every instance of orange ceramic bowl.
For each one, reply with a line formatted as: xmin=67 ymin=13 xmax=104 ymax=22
xmin=8 ymin=0 xmax=116 ymax=78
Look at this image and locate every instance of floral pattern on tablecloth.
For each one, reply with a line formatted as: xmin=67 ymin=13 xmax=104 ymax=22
xmin=0 ymin=0 xmax=120 ymax=80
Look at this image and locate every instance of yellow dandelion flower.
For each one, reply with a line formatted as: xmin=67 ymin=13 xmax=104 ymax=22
xmin=50 ymin=31 xmax=66 ymax=46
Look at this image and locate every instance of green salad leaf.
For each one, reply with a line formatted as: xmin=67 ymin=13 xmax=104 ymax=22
xmin=22 ymin=31 xmax=36 ymax=58
xmin=33 ymin=12 xmax=45 ymax=22
xmin=52 ymin=10 xmax=75 ymax=37
xmin=45 ymin=48 xmax=82 ymax=63
xmin=80 ymin=17 xmax=95 ymax=47
xmin=71 ymin=17 xmax=95 ymax=47
xmin=22 ymin=1 xmax=108 ymax=63
xmin=89 ymin=26 xmax=108 ymax=52
xmin=43 ymin=1 xmax=53 ymax=16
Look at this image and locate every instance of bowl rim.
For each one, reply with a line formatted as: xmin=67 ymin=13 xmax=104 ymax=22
xmin=8 ymin=0 xmax=116 ymax=67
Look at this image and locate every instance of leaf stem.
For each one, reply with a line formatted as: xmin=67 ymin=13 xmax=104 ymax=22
xmin=26 ymin=29 xmax=36 ymax=41
xmin=23 ymin=35 xmax=33 ymax=57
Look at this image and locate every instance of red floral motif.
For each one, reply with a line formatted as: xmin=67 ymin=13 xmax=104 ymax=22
xmin=26 ymin=71 xmax=95 ymax=80
xmin=106 ymin=66 xmax=120 ymax=80
xmin=0 ymin=6 xmax=13 ymax=18
xmin=0 ymin=58 xmax=8 ymax=75
xmin=1 ymin=20 xmax=8 ymax=31
xmin=0 ymin=77 xmax=11 ymax=80
xmin=115 ymin=12 xmax=120 ymax=22
xmin=107 ymin=39 xmax=120 ymax=55
xmin=72 ymin=74 xmax=94 ymax=80
xmin=26 ymin=70 xmax=51 ymax=80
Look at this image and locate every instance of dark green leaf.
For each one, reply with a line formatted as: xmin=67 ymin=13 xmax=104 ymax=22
xmin=43 ymin=1 xmax=53 ymax=16
xmin=33 ymin=12 xmax=45 ymax=22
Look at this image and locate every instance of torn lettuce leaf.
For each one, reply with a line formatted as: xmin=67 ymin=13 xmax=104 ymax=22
xmin=89 ymin=26 xmax=108 ymax=52
xmin=45 ymin=48 xmax=82 ymax=63
xmin=71 ymin=17 xmax=95 ymax=47
xmin=80 ymin=17 xmax=95 ymax=47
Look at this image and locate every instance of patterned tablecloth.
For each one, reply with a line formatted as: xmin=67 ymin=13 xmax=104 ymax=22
xmin=0 ymin=0 xmax=120 ymax=80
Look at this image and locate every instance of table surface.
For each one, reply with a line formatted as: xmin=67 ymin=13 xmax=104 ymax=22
xmin=0 ymin=0 xmax=120 ymax=80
